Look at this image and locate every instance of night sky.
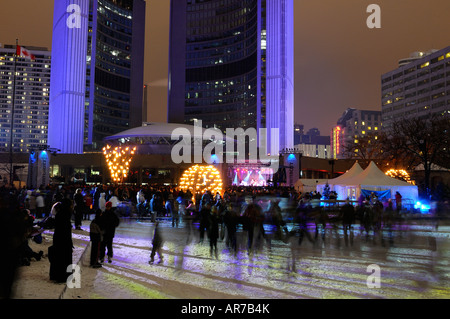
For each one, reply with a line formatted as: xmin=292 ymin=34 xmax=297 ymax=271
xmin=1 ymin=0 xmax=449 ymax=135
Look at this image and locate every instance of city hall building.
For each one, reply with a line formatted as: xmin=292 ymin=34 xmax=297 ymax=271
xmin=167 ymin=0 xmax=294 ymax=156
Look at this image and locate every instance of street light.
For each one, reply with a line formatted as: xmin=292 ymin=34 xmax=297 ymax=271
xmin=328 ymin=159 xmax=336 ymax=179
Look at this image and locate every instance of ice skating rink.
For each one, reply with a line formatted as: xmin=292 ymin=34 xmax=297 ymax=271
xmin=11 ymin=217 xmax=450 ymax=299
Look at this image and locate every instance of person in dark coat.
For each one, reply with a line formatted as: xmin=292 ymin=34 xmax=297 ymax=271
xmin=1 ymin=192 xmax=29 ymax=298
xmin=73 ymin=188 xmax=85 ymax=230
xmin=198 ymin=202 xmax=211 ymax=243
xmin=99 ymin=201 xmax=120 ymax=263
xmin=149 ymin=221 xmax=163 ymax=264
xmin=92 ymin=186 xmax=101 ymax=212
xmin=49 ymin=198 xmax=74 ymax=283
xmin=295 ymin=200 xmax=314 ymax=246
xmin=89 ymin=209 xmax=103 ymax=268
xmin=223 ymin=202 xmax=238 ymax=255
xmin=242 ymin=199 xmax=265 ymax=253
xmin=340 ymin=200 xmax=355 ymax=247
xmin=208 ymin=206 xmax=220 ymax=259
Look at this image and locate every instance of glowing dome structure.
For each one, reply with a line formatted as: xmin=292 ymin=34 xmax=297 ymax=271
xmin=179 ymin=165 xmax=223 ymax=202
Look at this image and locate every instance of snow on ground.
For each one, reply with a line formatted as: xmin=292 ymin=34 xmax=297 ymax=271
xmin=10 ymin=218 xmax=450 ymax=299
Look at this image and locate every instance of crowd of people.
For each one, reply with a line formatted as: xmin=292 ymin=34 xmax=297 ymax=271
xmin=1 ymin=182 xmax=448 ymax=298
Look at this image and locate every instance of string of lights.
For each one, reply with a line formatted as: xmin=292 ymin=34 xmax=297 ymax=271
xmin=103 ymin=144 xmax=137 ymax=183
xmin=385 ymin=168 xmax=415 ymax=185
xmin=179 ymin=165 xmax=223 ymax=203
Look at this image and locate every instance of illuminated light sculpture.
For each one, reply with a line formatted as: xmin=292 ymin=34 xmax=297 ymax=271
xmin=103 ymin=145 xmax=137 ymax=183
xmin=179 ymin=165 xmax=223 ymax=203
xmin=385 ymin=169 xmax=415 ymax=185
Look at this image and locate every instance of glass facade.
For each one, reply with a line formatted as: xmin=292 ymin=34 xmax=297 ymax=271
xmin=49 ymin=0 xmax=144 ymax=154
xmin=182 ymin=0 xmax=260 ymax=131
xmin=87 ymin=0 xmax=134 ymax=151
xmin=168 ymin=0 xmax=294 ymax=154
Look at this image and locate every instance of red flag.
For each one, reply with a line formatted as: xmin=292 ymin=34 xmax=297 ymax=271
xmin=16 ymin=45 xmax=36 ymax=61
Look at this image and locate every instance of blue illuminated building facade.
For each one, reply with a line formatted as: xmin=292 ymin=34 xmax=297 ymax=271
xmin=48 ymin=0 xmax=145 ymax=154
xmin=168 ymin=0 xmax=294 ymax=155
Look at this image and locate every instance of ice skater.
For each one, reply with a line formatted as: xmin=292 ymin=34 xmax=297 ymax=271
xmin=208 ymin=206 xmax=220 ymax=259
xmin=99 ymin=202 xmax=120 ymax=263
xmin=149 ymin=221 xmax=164 ymax=264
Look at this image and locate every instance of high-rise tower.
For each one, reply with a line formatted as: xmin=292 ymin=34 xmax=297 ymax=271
xmin=48 ymin=0 xmax=90 ymax=154
xmin=48 ymin=0 xmax=146 ymax=154
xmin=167 ymin=0 xmax=294 ymax=155
xmin=0 ymin=44 xmax=51 ymax=153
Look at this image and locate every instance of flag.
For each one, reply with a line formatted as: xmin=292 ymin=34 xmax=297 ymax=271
xmin=16 ymin=45 xmax=36 ymax=61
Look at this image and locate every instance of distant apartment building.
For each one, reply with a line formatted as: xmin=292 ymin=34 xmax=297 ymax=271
xmin=381 ymin=46 xmax=450 ymax=129
xmin=331 ymin=108 xmax=382 ymax=159
xmin=0 ymin=44 xmax=51 ymax=153
xmin=293 ymin=124 xmax=330 ymax=159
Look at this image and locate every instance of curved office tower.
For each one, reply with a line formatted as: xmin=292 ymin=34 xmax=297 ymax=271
xmin=48 ymin=0 xmax=90 ymax=154
xmin=48 ymin=0 xmax=145 ymax=154
xmin=87 ymin=0 xmax=145 ymax=151
xmin=168 ymin=0 xmax=294 ymax=155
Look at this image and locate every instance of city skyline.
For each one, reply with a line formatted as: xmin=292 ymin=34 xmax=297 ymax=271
xmin=1 ymin=0 xmax=449 ymax=135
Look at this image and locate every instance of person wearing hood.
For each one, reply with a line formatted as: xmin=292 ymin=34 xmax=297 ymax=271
xmin=99 ymin=201 xmax=120 ymax=263
xmin=49 ymin=198 xmax=73 ymax=283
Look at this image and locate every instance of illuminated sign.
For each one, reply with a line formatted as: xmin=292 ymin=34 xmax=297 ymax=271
xmin=333 ymin=126 xmax=341 ymax=159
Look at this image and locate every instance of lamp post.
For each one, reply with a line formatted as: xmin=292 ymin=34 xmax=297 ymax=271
xmin=328 ymin=159 xmax=336 ymax=179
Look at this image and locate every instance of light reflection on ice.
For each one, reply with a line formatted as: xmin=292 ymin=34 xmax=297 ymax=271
xmin=67 ymin=219 xmax=450 ymax=299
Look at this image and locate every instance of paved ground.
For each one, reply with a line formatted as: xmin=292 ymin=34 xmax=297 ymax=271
xmin=58 ymin=216 xmax=450 ymax=300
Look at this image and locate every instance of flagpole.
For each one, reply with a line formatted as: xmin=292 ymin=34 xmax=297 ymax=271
xmin=9 ymin=39 xmax=18 ymax=187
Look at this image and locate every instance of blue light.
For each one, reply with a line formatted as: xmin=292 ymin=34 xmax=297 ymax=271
xmin=39 ymin=150 xmax=48 ymax=159
xmin=287 ymin=154 xmax=296 ymax=162
xmin=29 ymin=152 xmax=37 ymax=164
xmin=210 ymin=154 xmax=219 ymax=164
xmin=414 ymin=201 xmax=431 ymax=213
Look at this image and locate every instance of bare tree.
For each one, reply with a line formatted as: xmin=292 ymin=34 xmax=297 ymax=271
xmin=341 ymin=132 xmax=391 ymax=169
xmin=384 ymin=114 xmax=450 ymax=196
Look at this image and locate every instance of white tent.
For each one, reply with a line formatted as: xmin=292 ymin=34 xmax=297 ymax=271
xmin=339 ymin=161 xmax=419 ymax=202
xmin=316 ymin=162 xmax=364 ymax=200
